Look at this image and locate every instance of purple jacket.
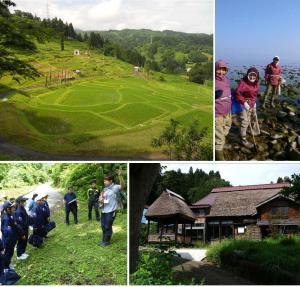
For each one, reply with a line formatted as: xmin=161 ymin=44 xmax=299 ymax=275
xmin=215 ymin=60 xmax=231 ymax=117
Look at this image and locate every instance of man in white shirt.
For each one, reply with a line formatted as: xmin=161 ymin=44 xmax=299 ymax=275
xmin=99 ymin=169 xmax=125 ymax=247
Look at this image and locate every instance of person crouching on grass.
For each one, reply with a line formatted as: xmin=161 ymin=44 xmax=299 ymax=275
xmin=99 ymin=169 xmax=126 ymax=247
xmin=235 ymin=67 xmax=261 ymax=149
xmin=215 ymin=60 xmax=232 ymax=161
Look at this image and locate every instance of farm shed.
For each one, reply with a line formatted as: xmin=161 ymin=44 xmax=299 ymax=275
xmin=145 ymin=189 xmax=195 ymax=244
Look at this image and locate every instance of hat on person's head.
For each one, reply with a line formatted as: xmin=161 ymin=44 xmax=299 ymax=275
xmin=9 ymin=198 xmax=15 ymax=203
xmin=273 ymin=56 xmax=280 ymax=61
xmin=16 ymin=196 xmax=28 ymax=204
xmin=35 ymin=194 xmax=45 ymax=201
xmin=3 ymin=200 xmax=15 ymax=210
xmin=104 ymin=174 xmax=114 ymax=181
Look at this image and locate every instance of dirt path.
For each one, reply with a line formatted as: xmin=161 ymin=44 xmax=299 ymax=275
xmin=173 ymin=258 xmax=253 ymax=285
xmin=24 ymin=183 xmax=63 ymax=211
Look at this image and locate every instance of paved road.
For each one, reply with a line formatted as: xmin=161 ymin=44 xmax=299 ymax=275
xmin=175 ymin=248 xmax=207 ymax=261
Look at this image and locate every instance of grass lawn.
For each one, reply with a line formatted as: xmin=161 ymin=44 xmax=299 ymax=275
xmin=207 ymin=237 xmax=300 ymax=284
xmin=0 ymin=39 xmax=212 ymax=160
xmin=13 ymin=201 xmax=127 ymax=285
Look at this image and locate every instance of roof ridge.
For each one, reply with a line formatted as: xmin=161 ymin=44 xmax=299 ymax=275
xmin=211 ymin=183 xmax=289 ymax=193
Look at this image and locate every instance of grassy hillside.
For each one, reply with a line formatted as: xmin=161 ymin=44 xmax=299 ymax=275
xmin=14 ymin=200 xmax=127 ymax=285
xmin=0 ymin=37 xmax=212 ymax=159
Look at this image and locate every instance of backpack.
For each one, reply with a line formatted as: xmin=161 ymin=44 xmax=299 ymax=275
xmin=0 ymin=268 xmax=21 ymax=285
xmin=28 ymin=234 xmax=43 ymax=248
xmin=46 ymin=221 xmax=56 ymax=232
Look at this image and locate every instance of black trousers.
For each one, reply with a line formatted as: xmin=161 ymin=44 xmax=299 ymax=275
xmin=3 ymin=240 xmax=17 ymax=268
xmin=88 ymin=200 xmax=100 ymax=220
xmin=100 ymin=211 xmax=116 ymax=237
xmin=65 ymin=204 xmax=78 ymax=224
xmin=16 ymin=230 xmax=28 ymax=257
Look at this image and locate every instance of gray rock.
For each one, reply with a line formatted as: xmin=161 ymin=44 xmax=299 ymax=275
xmin=271 ymin=134 xmax=284 ymax=140
xmin=241 ymin=147 xmax=252 ymax=154
xmin=277 ymin=111 xmax=288 ymax=118
xmin=291 ymin=141 xmax=297 ymax=149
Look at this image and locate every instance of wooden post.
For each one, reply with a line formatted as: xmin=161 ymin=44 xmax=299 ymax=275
xmin=49 ymin=69 xmax=52 ymax=85
xmin=203 ymin=222 xmax=206 ymax=244
xmin=232 ymin=224 xmax=235 ymax=240
xmin=219 ymin=221 xmax=222 ymax=242
xmin=159 ymin=222 xmax=163 ymax=244
xmin=175 ymin=218 xmax=178 ymax=243
xmin=45 ymin=75 xmax=48 ymax=87
xmin=147 ymin=219 xmax=150 ymax=243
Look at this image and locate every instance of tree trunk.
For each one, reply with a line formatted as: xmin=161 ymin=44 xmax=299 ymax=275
xmin=129 ymin=163 xmax=160 ymax=274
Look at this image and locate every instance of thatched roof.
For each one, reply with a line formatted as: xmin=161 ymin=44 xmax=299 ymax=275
xmin=192 ymin=183 xmax=291 ymax=217
xmin=145 ymin=190 xmax=195 ymax=223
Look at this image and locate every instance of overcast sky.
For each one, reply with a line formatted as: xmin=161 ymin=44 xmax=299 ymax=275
xmin=12 ymin=0 xmax=213 ymax=33
xmin=165 ymin=163 xmax=300 ymax=186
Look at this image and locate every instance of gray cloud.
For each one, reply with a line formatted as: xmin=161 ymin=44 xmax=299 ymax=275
xmin=13 ymin=0 xmax=213 ymax=33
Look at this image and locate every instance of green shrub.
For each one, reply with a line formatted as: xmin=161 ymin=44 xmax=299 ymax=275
xmin=130 ymin=249 xmax=176 ymax=285
xmin=279 ymin=237 xmax=296 ymax=246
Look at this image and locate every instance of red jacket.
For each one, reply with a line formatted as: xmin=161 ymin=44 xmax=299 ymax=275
xmin=265 ymin=63 xmax=281 ymax=86
xmin=235 ymin=67 xmax=259 ymax=108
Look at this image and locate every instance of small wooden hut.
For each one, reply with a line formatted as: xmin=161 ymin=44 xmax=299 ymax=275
xmin=145 ymin=189 xmax=195 ymax=244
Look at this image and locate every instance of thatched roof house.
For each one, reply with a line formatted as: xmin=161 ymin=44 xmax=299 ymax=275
xmin=146 ymin=189 xmax=195 ymax=224
xmin=190 ymin=183 xmax=300 ymax=242
xmin=192 ymin=183 xmax=290 ymax=217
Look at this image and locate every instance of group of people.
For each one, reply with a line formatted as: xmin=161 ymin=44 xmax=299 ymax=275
xmin=0 ymin=193 xmax=53 ymax=284
xmin=215 ymin=56 xmax=283 ymax=160
xmin=63 ymin=169 xmax=126 ymax=247
xmin=0 ymin=169 xmax=126 ymax=284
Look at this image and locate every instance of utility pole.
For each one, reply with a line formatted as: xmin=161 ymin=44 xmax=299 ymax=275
xmin=46 ymin=0 xmax=50 ymax=19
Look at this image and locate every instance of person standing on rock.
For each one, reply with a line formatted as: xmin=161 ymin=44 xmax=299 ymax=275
xmin=99 ymin=169 xmax=126 ymax=247
xmin=87 ymin=179 xmax=100 ymax=221
xmin=263 ymin=56 xmax=282 ymax=108
xmin=236 ymin=67 xmax=261 ymax=149
xmin=215 ymin=60 xmax=232 ymax=160
xmin=14 ymin=196 xmax=30 ymax=260
xmin=64 ymin=186 xmax=78 ymax=225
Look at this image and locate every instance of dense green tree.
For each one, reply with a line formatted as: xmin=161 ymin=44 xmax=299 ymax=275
xmin=0 ymin=0 xmax=41 ymax=81
xmin=189 ymin=62 xmax=213 ymax=84
xmin=60 ymin=33 xmax=64 ymax=51
xmin=280 ymin=174 xmax=300 ymax=203
xmin=152 ymin=119 xmax=212 ymax=160
xmin=147 ymin=167 xmax=231 ymax=205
